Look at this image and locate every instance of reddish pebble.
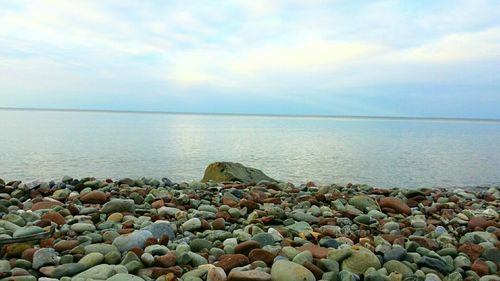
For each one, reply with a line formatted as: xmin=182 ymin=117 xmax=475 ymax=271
xmin=212 ymin=218 xmax=226 ymax=230
xmin=471 ymin=259 xmax=489 ymax=276
xmin=41 ymin=212 xmax=66 ymax=226
xmin=155 ymin=252 xmax=177 ymax=267
xmin=248 ymin=248 xmax=276 ymax=266
xmin=298 ymin=244 xmax=329 ymax=259
xmin=458 ymin=244 xmax=484 ymax=261
xmin=31 ymin=200 xmax=62 ymax=211
xmin=54 ymin=240 xmax=80 ymax=252
xmin=234 ymin=240 xmax=261 ymax=256
xmin=378 ymin=197 xmax=411 ymax=215
xmin=21 ymin=248 xmax=37 ymax=262
xmin=217 ymin=254 xmax=249 ymax=273
xmin=80 ymin=190 xmax=107 ymax=204
xmin=151 ymin=199 xmax=164 ymax=209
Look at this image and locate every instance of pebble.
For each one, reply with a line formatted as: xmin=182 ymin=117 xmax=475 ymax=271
xmin=271 ymin=259 xmax=315 ymax=281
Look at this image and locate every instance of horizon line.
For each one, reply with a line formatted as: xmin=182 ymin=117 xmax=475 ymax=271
xmin=1 ymin=106 xmax=500 ymax=123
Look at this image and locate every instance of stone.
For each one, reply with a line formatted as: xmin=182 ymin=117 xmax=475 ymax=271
xmin=212 ymin=218 xmax=226 ymax=230
xmin=142 ymin=221 xmax=175 ymax=240
xmin=78 ymin=252 xmax=104 ymax=268
xmin=378 ymin=197 xmax=411 ymax=215
xmin=207 ymin=266 xmax=227 ymax=281
xmin=418 ymin=256 xmax=452 ymax=274
xmin=383 ymin=247 xmax=407 ymax=261
xmin=271 ymin=259 xmax=315 ymax=281
xmin=70 ymin=223 xmax=96 ymax=233
xmin=341 ymin=246 xmax=381 ymax=275
xmin=51 ymin=263 xmax=87 ymax=278
xmin=54 ymin=240 xmax=80 ymax=252
xmin=298 ymin=244 xmax=329 ymax=259
xmin=112 ymin=230 xmax=154 ymax=252
xmin=101 ymin=199 xmax=135 ymax=214
xmin=80 ymin=190 xmax=107 ymax=204
xmin=459 ymin=243 xmax=484 ymax=261
xmin=13 ymin=226 xmax=44 ymax=238
xmin=201 ymin=162 xmax=276 ymax=183
xmin=349 ymin=195 xmax=379 ymax=212
xmin=155 ymin=252 xmax=177 ymax=267
xmin=0 ymin=260 xmax=11 ymax=273
xmin=249 ymin=248 xmax=276 ymax=266
xmin=84 ymin=243 xmax=119 ymax=255
xmin=384 ymin=260 xmax=413 ymax=278
xmin=73 ymin=264 xmax=116 ymax=279
xmin=106 ymin=273 xmax=145 ymax=281
xmin=234 ymin=240 xmax=261 ymax=256
xmin=482 ymin=248 xmax=500 ymax=263
xmin=227 ymin=270 xmax=272 ymax=281
xmin=181 ymin=218 xmax=202 ymax=232
xmin=107 ymin=212 xmax=123 ymax=222
xmin=190 ymin=238 xmax=213 ymax=252
xmin=41 ymin=212 xmax=65 ymax=226
xmin=32 ymin=248 xmax=58 ymax=269
xmin=252 ymin=233 xmax=275 ymax=246
xmin=471 ymin=259 xmax=489 ymax=276
xmin=216 ymin=254 xmax=250 ymax=273
xmin=31 ymin=200 xmax=63 ymax=211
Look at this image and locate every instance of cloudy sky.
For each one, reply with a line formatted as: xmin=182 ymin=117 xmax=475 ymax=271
xmin=1 ymin=0 xmax=499 ymax=118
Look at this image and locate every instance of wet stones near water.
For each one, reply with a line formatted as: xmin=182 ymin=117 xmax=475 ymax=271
xmin=0 ymin=174 xmax=498 ymax=281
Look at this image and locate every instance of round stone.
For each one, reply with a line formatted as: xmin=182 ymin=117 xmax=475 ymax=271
xmin=271 ymin=259 xmax=315 ymax=281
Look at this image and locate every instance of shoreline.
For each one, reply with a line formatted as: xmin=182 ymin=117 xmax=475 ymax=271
xmin=0 ymin=176 xmax=498 ymax=280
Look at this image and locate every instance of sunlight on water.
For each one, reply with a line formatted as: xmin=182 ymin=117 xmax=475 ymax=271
xmin=1 ymin=109 xmax=500 ymax=188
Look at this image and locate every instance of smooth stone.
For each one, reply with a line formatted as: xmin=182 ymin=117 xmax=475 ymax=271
xmin=13 ymin=226 xmax=44 ymax=238
xmin=252 ymin=233 xmax=275 ymax=246
xmin=101 ymin=199 xmax=135 ymax=214
xmin=105 ymin=251 xmax=122 ymax=265
xmin=32 ymin=248 xmax=58 ymax=270
xmin=181 ymin=218 xmax=202 ymax=232
xmin=292 ymin=250 xmax=313 ymax=265
xmin=349 ymin=195 xmax=379 ymax=212
xmin=52 ymin=263 xmax=87 ymax=278
xmin=70 ymin=223 xmax=96 ymax=233
xmin=384 ymin=260 xmax=413 ymax=278
xmin=207 ymin=266 xmax=227 ymax=281
xmin=482 ymin=248 xmax=500 ymax=263
xmin=0 ymin=260 xmax=10 ymax=273
xmin=142 ymin=221 xmax=175 ymax=240
xmin=418 ymin=256 xmax=452 ymax=274
xmin=341 ymin=246 xmax=381 ymax=275
xmin=141 ymin=253 xmax=154 ymax=267
xmin=384 ymin=247 xmax=407 ymax=261
xmin=107 ymin=213 xmax=123 ymax=222
xmin=78 ymin=252 xmax=104 ymax=268
xmin=84 ymin=243 xmax=119 ymax=255
xmin=271 ymin=259 xmax=315 ymax=281
xmin=73 ymin=264 xmax=117 ymax=279
xmin=106 ymin=273 xmax=145 ymax=281
xmin=190 ymin=238 xmax=213 ymax=252
xmin=328 ymin=248 xmax=352 ymax=262
xmin=292 ymin=212 xmax=320 ymax=223
xmin=112 ymin=230 xmax=154 ymax=252
xmin=227 ymin=270 xmax=272 ymax=281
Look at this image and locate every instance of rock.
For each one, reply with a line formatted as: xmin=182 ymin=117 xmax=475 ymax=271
xmin=78 ymin=252 xmax=104 ymax=268
xmin=0 ymin=260 xmax=11 ymax=273
xmin=471 ymin=259 xmax=489 ymax=276
xmin=349 ymin=195 xmax=379 ymax=212
xmin=80 ymin=190 xmax=108 ymax=204
xmin=341 ymin=246 xmax=381 ymax=275
xmin=142 ymin=221 xmax=175 ymax=240
xmin=155 ymin=252 xmax=177 ymax=267
xmin=73 ymin=264 xmax=116 ymax=279
xmin=482 ymin=248 xmax=500 ymax=263
xmin=458 ymin=243 xmax=484 ymax=260
xmin=41 ymin=212 xmax=65 ymax=226
xmin=84 ymin=243 xmax=119 ymax=255
xmin=378 ymin=197 xmax=411 ymax=215
xmin=32 ymin=248 xmax=58 ymax=269
xmin=201 ymin=162 xmax=276 ymax=183
xmin=234 ymin=240 xmax=261 ymax=256
xmin=216 ymin=254 xmax=249 ymax=273
xmin=251 ymin=233 xmax=275 ymax=246
xmin=271 ymin=259 xmax=315 ymax=281
xmin=101 ymin=199 xmax=135 ymax=214
xmin=384 ymin=260 xmax=413 ymax=278
xmin=112 ymin=230 xmax=154 ymax=252
xmin=70 ymin=223 xmax=96 ymax=233
xmin=181 ymin=218 xmax=202 ymax=232
xmin=190 ymin=238 xmax=213 ymax=252
xmin=227 ymin=270 xmax=272 ymax=281
xmin=207 ymin=266 xmax=227 ymax=281
xmin=106 ymin=273 xmax=145 ymax=281
xmin=418 ymin=256 xmax=452 ymax=274
xmin=51 ymin=263 xmax=87 ymax=278
xmin=107 ymin=212 xmax=123 ymax=222
xmin=298 ymin=244 xmax=329 ymax=259
xmin=212 ymin=218 xmax=226 ymax=230
xmin=383 ymin=247 xmax=407 ymax=261
xmin=31 ymin=200 xmax=63 ymax=211
xmin=54 ymin=240 xmax=80 ymax=252
xmin=13 ymin=226 xmax=44 ymax=238
xmin=248 ymin=248 xmax=276 ymax=266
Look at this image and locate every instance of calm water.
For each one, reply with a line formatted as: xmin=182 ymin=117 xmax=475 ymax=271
xmin=1 ymin=109 xmax=500 ymax=188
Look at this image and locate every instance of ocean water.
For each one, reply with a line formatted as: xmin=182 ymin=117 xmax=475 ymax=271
xmin=1 ymin=109 xmax=500 ymax=188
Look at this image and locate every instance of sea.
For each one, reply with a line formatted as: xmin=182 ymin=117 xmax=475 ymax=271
xmin=1 ymin=109 xmax=500 ymax=189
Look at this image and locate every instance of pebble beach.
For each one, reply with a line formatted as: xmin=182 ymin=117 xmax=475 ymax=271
xmin=0 ymin=172 xmax=499 ymax=281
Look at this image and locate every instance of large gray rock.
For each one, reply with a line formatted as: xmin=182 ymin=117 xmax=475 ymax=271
xmin=112 ymin=230 xmax=153 ymax=252
xmin=201 ymin=162 xmax=276 ymax=183
xmin=100 ymin=199 xmax=135 ymax=214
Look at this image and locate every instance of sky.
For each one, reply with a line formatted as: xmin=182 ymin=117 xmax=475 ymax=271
xmin=0 ymin=1 xmax=500 ymax=118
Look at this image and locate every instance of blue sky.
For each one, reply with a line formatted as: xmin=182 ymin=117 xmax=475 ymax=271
xmin=1 ymin=1 xmax=499 ymax=118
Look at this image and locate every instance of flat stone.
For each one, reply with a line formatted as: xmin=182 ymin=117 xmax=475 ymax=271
xmin=181 ymin=218 xmax=202 ymax=232
xmin=101 ymin=199 xmax=135 ymax=214
xmin=70 ymin=223 xmax=96 ymax=233
xmin=112 ymin=230 xmax=154 ymax=252
xmin=271 ymin=259 xmax=315 ymax=281
xmin=13 ymin=226 xmax=44 ymax=238
xmin=32 ymin=248 xmax=58 ymax=270
xmin=78 ymin=252 xmax=104 ymax=268
xmin=142 ymin=221 xmax=175 ymax=240
xmin=106 ymin=273 xmax=145 ymax=281
xmin=51 ymin=263 xmax=87 ymax=278
xmin=228 ymin=270 xmax=272 ymax=281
